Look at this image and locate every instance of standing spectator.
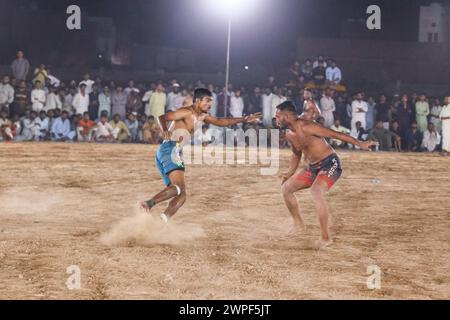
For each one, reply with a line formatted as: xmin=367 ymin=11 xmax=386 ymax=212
xmin=245 ymin=87 xmax=262 ymax=116
xmin=320 ymin=88 xmax=335 ymax=128
xmin=88 ymin=84 xmax=100 ymax=120
xmin=229 ymin=89 xmax=245 ymax=119
xmin=166 ymin=83 xmax=181 ymax=112
xmin=396 ymin=94 xmax=413 ymax=148
xmin=11 ymin=80 xmax=29 ymax=118
xmin=421 ymin=123 xmax=440 ymax=152
xmin=208 ymin=84 xmax=218 ymax=117
xmin=375 ymin=94 xmax=390 ymax=129
xmin=415 ymin=93 xmax=429 ymax=133
xmin=313 ymin=55 xmax=327 ymax=68
xmin=366 ymin=96 xmax=376 ymax=130
xmin=126 ymin=89 xmax=143 ymax=114
xmin=77 ymin=112 xmax=97 ymax=142
xmin=0 ymin=75 xmax=14 ymax=113
xmin=79 ymin=73 xmax=95 ymax=94
xmin=149 ymin=84 xmax=167 ymax=119
xmin=98 ymin=86 xmax=112 ymax=120
xmin=312 ymin=61 xmax=326 ymax=87
xmin=271 ymin=88 xmax=287 ymax=120
xmin=33 ymin=64 xmax=47 ymax=85
xmin=325 ymin=60 xmax=342 ymax=85
xmin=72 ymin=84 xmax=89 ymax=116
xmin=405 ymin=122 xmax=423 ymax=152
xmin=124 ymin=79 xmax=136 ymax=97
xmin=11 ymin=50 xmax=30 ymax=81
xmin=31 ymin=81 xmax=46 ymax=113
xmin=46 ymin=68 xmax=60 ymax=88
xmin=110 ymin=114 xmax=130 ymax=142
xmin=45 ymin=86 xmax=62 ymax=111
xmin=429 ymin=97 xmax=442 ymax=133
xmin=63 ymin=87 xmax=76 ymax=115
xmin=440 ymin=96 xmax=450 ymax=153
xmin=334 ymin=95 xmax=350 ymax=129
xmin=51 ymin=111 xmax=72 ymax=141
xmin=112 ymin=86 xmax=127 ymax=119
xmin=125 ymin=112 xmax=139 ymax=142
xmin=142 ymin=87 xmax=153 ymax=115
xmin=301 ymin=59 xmax=313 ymax=81
xmin=351 ymin=92 xmax=368 ymax=132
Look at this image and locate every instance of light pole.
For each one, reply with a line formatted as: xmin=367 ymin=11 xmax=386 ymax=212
xmin=224 ymin=11 xmax=232 ymax=117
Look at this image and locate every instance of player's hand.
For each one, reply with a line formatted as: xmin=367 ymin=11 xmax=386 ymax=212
xmin=244 ymin=113 xmax=262 ymax=123
xmin=163 ymin=131 xmax=172 ymax=141
xmin=279 ymin=173 xmax=292 ymax=185
xmin=358 ymin=140 xmax=378 ymax=151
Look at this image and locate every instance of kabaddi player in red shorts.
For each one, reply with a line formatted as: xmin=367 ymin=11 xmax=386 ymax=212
xmin=275 ymin=101 xmax=377 ymax=248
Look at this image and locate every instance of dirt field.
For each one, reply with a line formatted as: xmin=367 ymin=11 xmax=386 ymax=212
xmin=0 ymin=142 xmax=449 ymax=299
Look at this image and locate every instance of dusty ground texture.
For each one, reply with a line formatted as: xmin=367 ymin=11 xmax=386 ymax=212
xmin=0 ymin=142 xmax=449 ymax=300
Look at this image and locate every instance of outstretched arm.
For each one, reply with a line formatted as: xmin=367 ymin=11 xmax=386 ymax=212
xmin=303 ymin=121 xmax=377 ymax=150
xmin=204 ymin=112 xmax=261 ymax=127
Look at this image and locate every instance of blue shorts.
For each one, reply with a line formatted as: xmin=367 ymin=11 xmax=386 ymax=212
xmin=155 ymin=141 xmax=185 ymax=186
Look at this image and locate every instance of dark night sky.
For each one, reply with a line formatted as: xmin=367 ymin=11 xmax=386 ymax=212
xmin=31 ymin=0 xmax=436 ymax=67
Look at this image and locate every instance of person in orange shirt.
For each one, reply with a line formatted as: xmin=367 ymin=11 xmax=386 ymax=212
xmin=77 ymin=112 xmax=97 ymax=142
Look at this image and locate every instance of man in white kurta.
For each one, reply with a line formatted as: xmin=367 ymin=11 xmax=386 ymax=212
xmin=229 ymin=91 xmax=245 ymax=118
xmin=351 ymin=93 xmax=368 ymax=131
xmin=320 ymin=89 xmax=336 ymax=128
xmin=440 ymin=97 xmax=450 ymax=152
xmin=421 ymin=124 xmax=440 ymax=152
xmin=261 ymin=88 xmax=274 ymax=127
xmin=72 ymin=84 xmax=90 ymax=115
xmin=31 ymin=81 xmax=46 ymax=113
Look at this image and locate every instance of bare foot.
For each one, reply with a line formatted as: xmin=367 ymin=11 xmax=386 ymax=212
xmin=314 ymin=238 xmax=333 ymax=249
xmin=140 ymin=201 xmax=152 ymax=213
xmin=288 ymin=222 xmax=306 ymax=235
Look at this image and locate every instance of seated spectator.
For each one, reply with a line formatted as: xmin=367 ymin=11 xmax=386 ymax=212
xmin=51 ymin=111 xmax=74 ymax=141
xmin=110 ymin=114 xmax=130 ymax=143
xmin=96 ymin=115 xmax=115 ymax=142
xmin=142 ymin=115 xmax=162 ymax=144
xmin=422 ymin=123 xmax=441 ymax=152
xmin=137 ymin=114 xmax=147 ymax=142
xmin=35 ymin=110 xmax=50 ymax=141
xmin=125 ymin=112 xmax=139 ymax=142
xmin=77 ymin=112 xmax=97 ymax=142
xmin=20 ymin=111 xmax=39 ymax=141
xmin=368 ymin=120 xmax=400 ymax=151
xmin=11 ymin=80 xmax=29 ymax=118
xmin=351 ymin=121 xmax=369 ymax=141
xmin=405 ymin=121 xmax=423 ymax=152
xmin=0 ymin=109 xmax=16 ymax=141
xmin=330 ymin=119 xmax=350 ymax=148
xmin=375 ymin=95 xmax=390 ymax=129
xmin=390 ymin=120 xmax=402 ymax=152
xmin=313 ymin=55 xmax=327 ymax=69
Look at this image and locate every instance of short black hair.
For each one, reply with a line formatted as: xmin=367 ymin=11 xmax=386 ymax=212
xmin=276 ymin=101 xmax=297 ymax=114
xmin=193 ymin=88 xmax=212 ymax=102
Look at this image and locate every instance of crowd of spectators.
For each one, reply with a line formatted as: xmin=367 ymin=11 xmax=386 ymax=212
xmin=1 ymin=51 xmax=449 ymax=153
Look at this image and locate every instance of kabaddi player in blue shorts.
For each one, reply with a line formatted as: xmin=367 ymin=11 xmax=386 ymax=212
xmin=141 ymin=88 xmax=261 ymax=222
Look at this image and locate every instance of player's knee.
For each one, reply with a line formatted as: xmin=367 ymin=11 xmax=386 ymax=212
xmin=172 ymin=184 xmax=185 ymax=196
xmin=281 ymin=182 xmax=294 ymax=196
xmin=310 ymin=184 xmax=326 ymax=198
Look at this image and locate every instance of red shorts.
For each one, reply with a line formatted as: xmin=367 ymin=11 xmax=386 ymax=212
xmin=296 ymin=153 xmax=342 ymax=189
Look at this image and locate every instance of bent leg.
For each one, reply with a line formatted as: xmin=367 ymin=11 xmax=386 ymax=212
xmin=310 ymin=177 xmax=333 ymax=246
xmin=281 ymin=172 xmax=311 ymax=234
xmin=141 ymin=170 xmax=185 ymax=212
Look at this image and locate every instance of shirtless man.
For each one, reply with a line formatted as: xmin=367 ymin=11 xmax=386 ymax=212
xmin=275 ymin=101 xmax=376 ymax=248
xmin=300 ymin=88 xmax=321 ymax=121
xmin=141 ymin=88 xmax=261 ymax=222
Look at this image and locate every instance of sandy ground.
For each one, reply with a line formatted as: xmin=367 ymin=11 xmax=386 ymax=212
xmin=0 ymin=142 xmax=449 ymax=300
